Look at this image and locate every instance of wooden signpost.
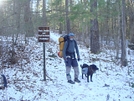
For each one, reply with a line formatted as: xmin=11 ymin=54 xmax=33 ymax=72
xmin=38 ymin=27 xmax=50 ymax=81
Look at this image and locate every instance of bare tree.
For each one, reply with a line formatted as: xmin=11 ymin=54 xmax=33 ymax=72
xmin=24 ymin=0 xmax=34 ymax=38
xmin=42 ymin=0 xmax=47 ymax=26
xmin=121 ymin=0 xmax=127 ymax=66
xmin=65 ymin=0 xmax=70 ymax=34
xmin=14 ymin=0 xmax=21 ymax=44
xmin=90 ymin=0 xmax=100 ymax=54
xmin=127 ymin=1 xmax=134 ymax=43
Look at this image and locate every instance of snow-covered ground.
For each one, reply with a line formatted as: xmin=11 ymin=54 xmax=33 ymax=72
xmin=0 ymin=32 xmax=134 ymax=101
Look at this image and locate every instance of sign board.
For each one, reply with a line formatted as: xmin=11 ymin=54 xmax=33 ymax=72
xmin=38 ymin=27 xmax=50 ymax=42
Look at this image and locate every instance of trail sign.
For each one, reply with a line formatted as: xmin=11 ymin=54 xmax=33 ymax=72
xmin=38 ymin=27 xmax=50 ymax=42
xmin=38 ymin=26 xmax=50 ymax=81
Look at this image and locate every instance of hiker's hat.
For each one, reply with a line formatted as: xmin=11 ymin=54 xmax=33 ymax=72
xmin=68 ymin=33 xmax=74 ymax=37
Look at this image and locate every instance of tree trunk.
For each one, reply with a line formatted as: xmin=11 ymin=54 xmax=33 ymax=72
xmin=59 ymin=2 xmax=63 ymax=34
xmin=90 ymin=0 xmax=100 ymax=54
xmin=24 ymin=0 xmax=34 ymax=38
xmin=14 ymin=0 xmax=21 ymax=44
xmin=65 ymin=0 xmax=70 ymax=34
xmin=115 ymin=1 xmax=121 ymax=59
xmin=128 ymin=2 xmax=134 ymax=43
xmin=121 ymin=0 xmax=127 ymax=66
xmin=35 ymin=0 xmax=41 ymax=22
xmin=105 ymin=0 xmax=110 ymax=45
xmin=115 ymin=16 xmax=120 ymax=59
xmin=42 ymin=0 xmax=47 ymax=26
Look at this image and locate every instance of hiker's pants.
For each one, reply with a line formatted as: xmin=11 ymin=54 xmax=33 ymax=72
xmin=65 ymin=58 xmax=79 ymax=80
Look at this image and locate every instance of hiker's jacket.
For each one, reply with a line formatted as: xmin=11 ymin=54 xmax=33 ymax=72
xmin=63 ymin=39 xmax=80 ymax=59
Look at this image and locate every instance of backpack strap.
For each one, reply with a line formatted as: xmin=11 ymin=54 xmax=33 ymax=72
xmin=74 ymin=40 xmax=76 ymax=46
xmin=66 ymin=40 xmax=70 ymax=51
xmin=59 ymin=41 xmax=64 ymax=45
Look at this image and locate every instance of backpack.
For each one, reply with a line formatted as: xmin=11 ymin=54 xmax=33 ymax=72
xmin=0 ymin=74 xmax=7 ymax=89
xmin=58 ymin=34 xmax=70 ymax=58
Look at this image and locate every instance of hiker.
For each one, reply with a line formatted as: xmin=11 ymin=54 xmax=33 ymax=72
xmin=63 ymin=33 xmax=81 ymax=84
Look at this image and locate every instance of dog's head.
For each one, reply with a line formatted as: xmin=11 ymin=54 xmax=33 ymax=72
xmin=89 ymin=64 xmax=99 ymax=73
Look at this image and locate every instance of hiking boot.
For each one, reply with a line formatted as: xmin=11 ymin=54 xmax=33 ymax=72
xmin=68 ymin=80 xmax=75 ymax=84
xmin=74 ymin=78 xmax=81 ymax=83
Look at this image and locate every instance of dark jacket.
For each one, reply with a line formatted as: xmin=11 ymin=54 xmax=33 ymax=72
xmin=63 ymin=39 xmax=80 ymax=59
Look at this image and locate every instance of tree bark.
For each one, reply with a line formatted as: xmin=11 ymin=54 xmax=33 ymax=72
xmin=42 ymin=0 xmax=47 ymax=26
xmin=24 ymin=0 xmax=34 ymax=38
xmin=121 ymin=0 xmax=127 ymax=66
xmin=14 ymin=0 xmax=21 ymax=44
xmin=65 ymin=0 xmax=70 ymax=34
xmin=90 ymin=0 xmax=100 ymax=54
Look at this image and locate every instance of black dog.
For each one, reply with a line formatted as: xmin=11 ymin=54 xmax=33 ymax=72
xmin=80 ymin=64 xmax=99 ymax=82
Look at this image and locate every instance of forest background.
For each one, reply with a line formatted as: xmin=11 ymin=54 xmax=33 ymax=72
xmin=0 ymin=0 xmax=134 ymax=67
